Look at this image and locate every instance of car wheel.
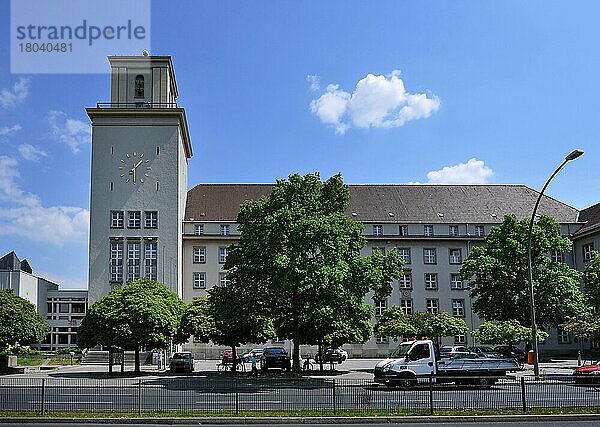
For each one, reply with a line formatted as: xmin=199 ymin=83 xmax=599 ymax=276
xmin=397 ymin=375 xmax=417 ymax=389
xmin=477 ymin=377 xmax=493 ymax=388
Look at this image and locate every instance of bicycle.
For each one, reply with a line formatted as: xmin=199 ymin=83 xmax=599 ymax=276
xmin=302 ymin=357 xmax=314 ymax=371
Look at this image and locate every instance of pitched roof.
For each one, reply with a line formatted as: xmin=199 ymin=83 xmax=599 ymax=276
xmin=185 ymin=184 xmax=580 ymax=224
xmin=0 ymin=251 xmax=21 ymax=271
xmin=575 ymin=202 xmax=600 ymax=237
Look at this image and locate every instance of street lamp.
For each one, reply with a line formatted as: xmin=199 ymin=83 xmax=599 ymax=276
xmin=528 ymin=149 xmax=584 ymax=378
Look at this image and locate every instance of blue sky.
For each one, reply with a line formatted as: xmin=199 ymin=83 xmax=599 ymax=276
xmin=0 ymin=0 xmax=598 ymax=289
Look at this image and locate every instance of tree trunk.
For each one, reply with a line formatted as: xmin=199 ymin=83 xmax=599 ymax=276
xmin=292 ymin=283 xmax=300 ymax=372
xmin=318 ymin=341 xmax=323 ymax=372
xmin=134 ymin=346 xmax=140 ymax=374
xmin=231 ymin=345 xmax=237 ymax=372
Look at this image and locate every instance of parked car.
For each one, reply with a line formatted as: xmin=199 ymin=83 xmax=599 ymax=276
xmin=493 ymin=345 xmax=526 ymax=361
xmin=169 ymin=352 xmax=194 ymax=373
xmin=470 ymin=346 xmax=503 ymax=358
xmin=573 ymin=362 xmax=600 ymax=384
xmin=439 ymin=346 xmax=478 ymax=359
xmin=221 ymin=350 xmax=242 ymax=365
xmin=315 ymin=348 xmax=349 ymax=364
xmin=240 ymin=348 xmax=264 ymax=363
xmin=260 ymin=347 xmax=291 ymax=371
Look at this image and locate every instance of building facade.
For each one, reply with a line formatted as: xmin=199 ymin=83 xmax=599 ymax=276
xmin=83 ymin=54 xmax=596 ymax=358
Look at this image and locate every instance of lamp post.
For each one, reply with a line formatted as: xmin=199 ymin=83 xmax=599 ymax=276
xmin=528 ymin=149 xmax=584 ymax=378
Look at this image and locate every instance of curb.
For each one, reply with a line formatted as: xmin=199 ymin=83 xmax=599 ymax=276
xmin=2 ymin=415 xmax=600 ymax=424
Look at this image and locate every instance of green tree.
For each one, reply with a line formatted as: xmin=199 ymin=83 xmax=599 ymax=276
xmin=472 ymin=320 xmax=548 ymax=350
xmin=0 ymin=289 xmax=50 ymax=351
xmin=460 ymin=214 xmax=587 ymax=328
xmin=175 ymin=297 xmax=216 ymax=344
xmin=376 ymin=308 xmax=468 ymax=341
xmin=224 ymin=173 xmax=404 ymax=370
xmin=78 ymin=279 xmax=185 ymax=373
xmin=209 ymin=281 xmax=276 ymax=371
xmin=583 ymin=252 xmax=600 ymax=309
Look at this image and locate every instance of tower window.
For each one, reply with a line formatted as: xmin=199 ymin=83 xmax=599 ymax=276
xmin=134 ymin=75 xmax=144 ymax=98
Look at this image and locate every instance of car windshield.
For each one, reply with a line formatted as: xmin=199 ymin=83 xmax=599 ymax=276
xmin=390 ymin=343 xmax=413 ymax=358
xmin=265 ymin=348 xmax=286 ymax=355
xmin=172 ymin=353 xmax=191 ymax=359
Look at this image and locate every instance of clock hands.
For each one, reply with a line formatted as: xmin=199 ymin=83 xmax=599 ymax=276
xmin=129 ymin=160 xmax=143 ymax=183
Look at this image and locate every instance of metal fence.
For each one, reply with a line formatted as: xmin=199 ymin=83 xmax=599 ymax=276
xmin=1 ymin=375 xmax=599 ymax=415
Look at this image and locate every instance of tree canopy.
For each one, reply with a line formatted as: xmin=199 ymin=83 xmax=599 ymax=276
xmin=460 ymin=214 xmax=587 ymax=327
xmin=375 ymin=308 xmax=468 ymax=340
xmin=78 ymin=279 xmax=185 ymax=372
xmin=0 ymin=289 xmax=50 ymax=351
xmin=472 ymin=320 xmax=548 ymax=348
xmin=223 ymin=173 xmax=404 ymax=370
xmin=583 ymin=252 xmax=600 ymax=309
xmin=175 ymin=297 xmax=216 ymax=345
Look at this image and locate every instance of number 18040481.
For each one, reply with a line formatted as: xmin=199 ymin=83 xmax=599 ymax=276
xmin=19 ymin=43 xmax=72 ymax=53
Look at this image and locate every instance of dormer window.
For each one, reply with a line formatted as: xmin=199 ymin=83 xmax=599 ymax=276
xmin=134 ymin=75 xmax=144 ymax=98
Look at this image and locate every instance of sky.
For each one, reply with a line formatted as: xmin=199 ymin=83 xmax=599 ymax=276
xmin=0 ymin=1 xmax=599 ymax=289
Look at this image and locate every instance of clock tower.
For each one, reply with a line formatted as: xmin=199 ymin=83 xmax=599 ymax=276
xmin=86 ymin=55 xmax=192 ymax=303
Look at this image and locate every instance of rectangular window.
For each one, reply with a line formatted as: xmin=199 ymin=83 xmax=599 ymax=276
xmin=144 ymin=241 xmax=157 ymax=280
xmin=194 ymin=224 xmax=204 ymax=235
xmin=219 ymin=247 xmax=228 ymax=263
xmin=220 ymin=224 xmax=230 ymax=236
xmin=400 ymin=299 xmax=413 ymax=315
xmin=144 ymin=211 xmax=158 ymax=228
xmin=475 ymin=225 xmax=485 ymax=237
xmin=111 ymin=211 xmax=124 ymax=228
xmin=127 ymin=241 xmax=141 ymax=282
xmin=450 ymin=273 xmax=464 ymax=290
xmin=426 ymin=299 xmax=439 ymax=314
xmin=375 ymin=299 xmax=387 ymax=317
xmin=110 ymin=241 xmax=123 ymax=282
xmin=399 ymin=272 xmax=412 ymax=289
xmin=449 ymin=225 xmax=459 ymax=237
xmin=454 ymin=334 xmax=467 ymax=344
xmin=424 ymin=225 xmax=434 ymax=236
xmin=398 ymin=248 xmax=411 ymax=264
xmin=399 ymin=225 xmax=408 ymax=236
xmin=423 ymin=248 xmax=437 ymax=264
xmin=59 ymin=303 xmax=69 ymax=313
xmin=128 ymin=211 xmax=141 ymax=228
xmin=452 ymin=299 xmax=465 ymax=317
xmin=193 ymin=272 xmax=206 ymax=289
xmin=372 ymin=247 xmax=386 ymax=255
xmin=376 ymin=336 xmax=388 ymax=344
xmin=71 ymin=303 xmax=85 ymax=314
xmin=425 ymin=273 xmax=438 ymax=290
xmin=449 ymin=248 xmax=462 ymax=264
xmin=583 ymin=243 xmax=595 ymax=262
xmin=551 ymin=250 xmax=564 ymax=263
xmin=557 ymin=329 xmax=570 ymax=344
xmin=193 ymin=246 xmax=206 ymax=263
xmin=373 ymin=224 xmax=383 ymax=236
xmin=47 ymin=302 xmax=53 ymax=313
xmin=219 ymin=272 xmax=229 ymax=287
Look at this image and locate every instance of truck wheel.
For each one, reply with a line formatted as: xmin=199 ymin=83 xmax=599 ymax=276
xmin=398 ymin=376 xmax=417 ymax=389
xmin=477 ymin=377 xmax=492 ymax=388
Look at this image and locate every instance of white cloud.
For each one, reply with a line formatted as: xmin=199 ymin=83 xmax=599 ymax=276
xmin=310 ymin=70 xmax=440 ymax=135
xmin=47 ymin=110 xmax=91 ymax=154
xmin=0 ymin=78 xmax=30 ymax=108
xmin=0 ymin=124 xmax=22 ymax=136
xmin=306 ymin=74 xmax=321 ymax=92
xmin=0 ymin=155 xmax=89 ymax=245
xmin=18 ymin=144 xmax=47 ymax=162
xmin=425 ymin=158 xmax=494 ymax=184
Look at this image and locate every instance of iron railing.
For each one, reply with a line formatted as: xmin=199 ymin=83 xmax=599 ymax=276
xmin=95 ymin=102 xmax=179 ymax=109
xmin=0 ymin=376 xmax=599 ymax=415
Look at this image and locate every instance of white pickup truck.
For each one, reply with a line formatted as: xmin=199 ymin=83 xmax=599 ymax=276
xmin=374 ymin=339 xmax=520 ymax=387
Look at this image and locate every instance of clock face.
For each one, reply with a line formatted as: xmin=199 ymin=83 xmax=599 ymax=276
xmin=118 ymin=151 xmax=152 ymax=184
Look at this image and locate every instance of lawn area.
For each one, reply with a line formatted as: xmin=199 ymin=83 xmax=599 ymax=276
xmin=16 ymin=355 xmax=79 ymax=366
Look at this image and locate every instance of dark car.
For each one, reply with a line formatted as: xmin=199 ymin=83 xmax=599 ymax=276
xmin=260 ymin=347 xmax=291 ymax=371
xmin=573 ymin=362 xmax=600 ymax=384
xmin=493 ymin=345 xmax=526 ymax=361
xmin=169 ymin=352 xmax=194 ymax=373
xmin=240 ymin=348 xmax=264 ymax=363
xmin=470 ymin=346 xmax=503 ymax=358
xmin=315 ymin=348 xmax=348 ymax=364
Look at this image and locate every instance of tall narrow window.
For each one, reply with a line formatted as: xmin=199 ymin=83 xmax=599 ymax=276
xmin=194 ymin=224 xmax=204 ymax=235
xmin=475 ymin=225 xmax=485 ymax=237
xmin=450 ymin=273 xmax=464 ymax=290
xmin=424 ymin=225 xmax=434 ymax=236
xmin=193 ymin=272 xmax=206 ymax=289
xmin=219 ymin=247 xmax=228 ymax=263
xmin=110 ymin=241 xmax=123 ymax=282
xmin=134 ymin=74 xmax=144 ymax=98
xmin=400 ymin=299 xmax=413 ymax=315
xmin=220 ymin=224 xmax=230 ymax=236
xmin=219 ymin=272 xmax=229 ymax=287
xmin=452 ymin=299 xmax=465 ymax=317
xmin=111 ymin=211 xmax=124 ymax=228
xmin=128 ymin=211 xmax=141 ymax=228
xmin=583 ymin=243 xmax=595 ymax=261
xmin=423 ymin=248 xmax=437 ymax=264
xmin=398 ymin=248 xmax=411 ymax=264
xmin=373 ymin=225 xmax=383 ymax=236
xmin=424 ymin=273 xmax=438 ymax=290
xmin=551 ymin=250 xmax=563 ymax=263
xmin=127 ymin=241 xmax=141 ymax=282
xmin=375 ymin=299 xmax=387 ymax=317
xmin=144 ymin=241 xmax=157 ymax=280
xmin=193 ymin=246 xmax=206 ymax=263
xmin=426 ymin=299 xmax=439 ymax=314
xmin=399 ymin=225 xmax=409 ymax=236
xmin=449 ymin=225 xmax=459 ymax=237
xmin=399 ymin=272 xmax=412 ymax=289
xmin=449 ymin=248 xmax=462 ymax=264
